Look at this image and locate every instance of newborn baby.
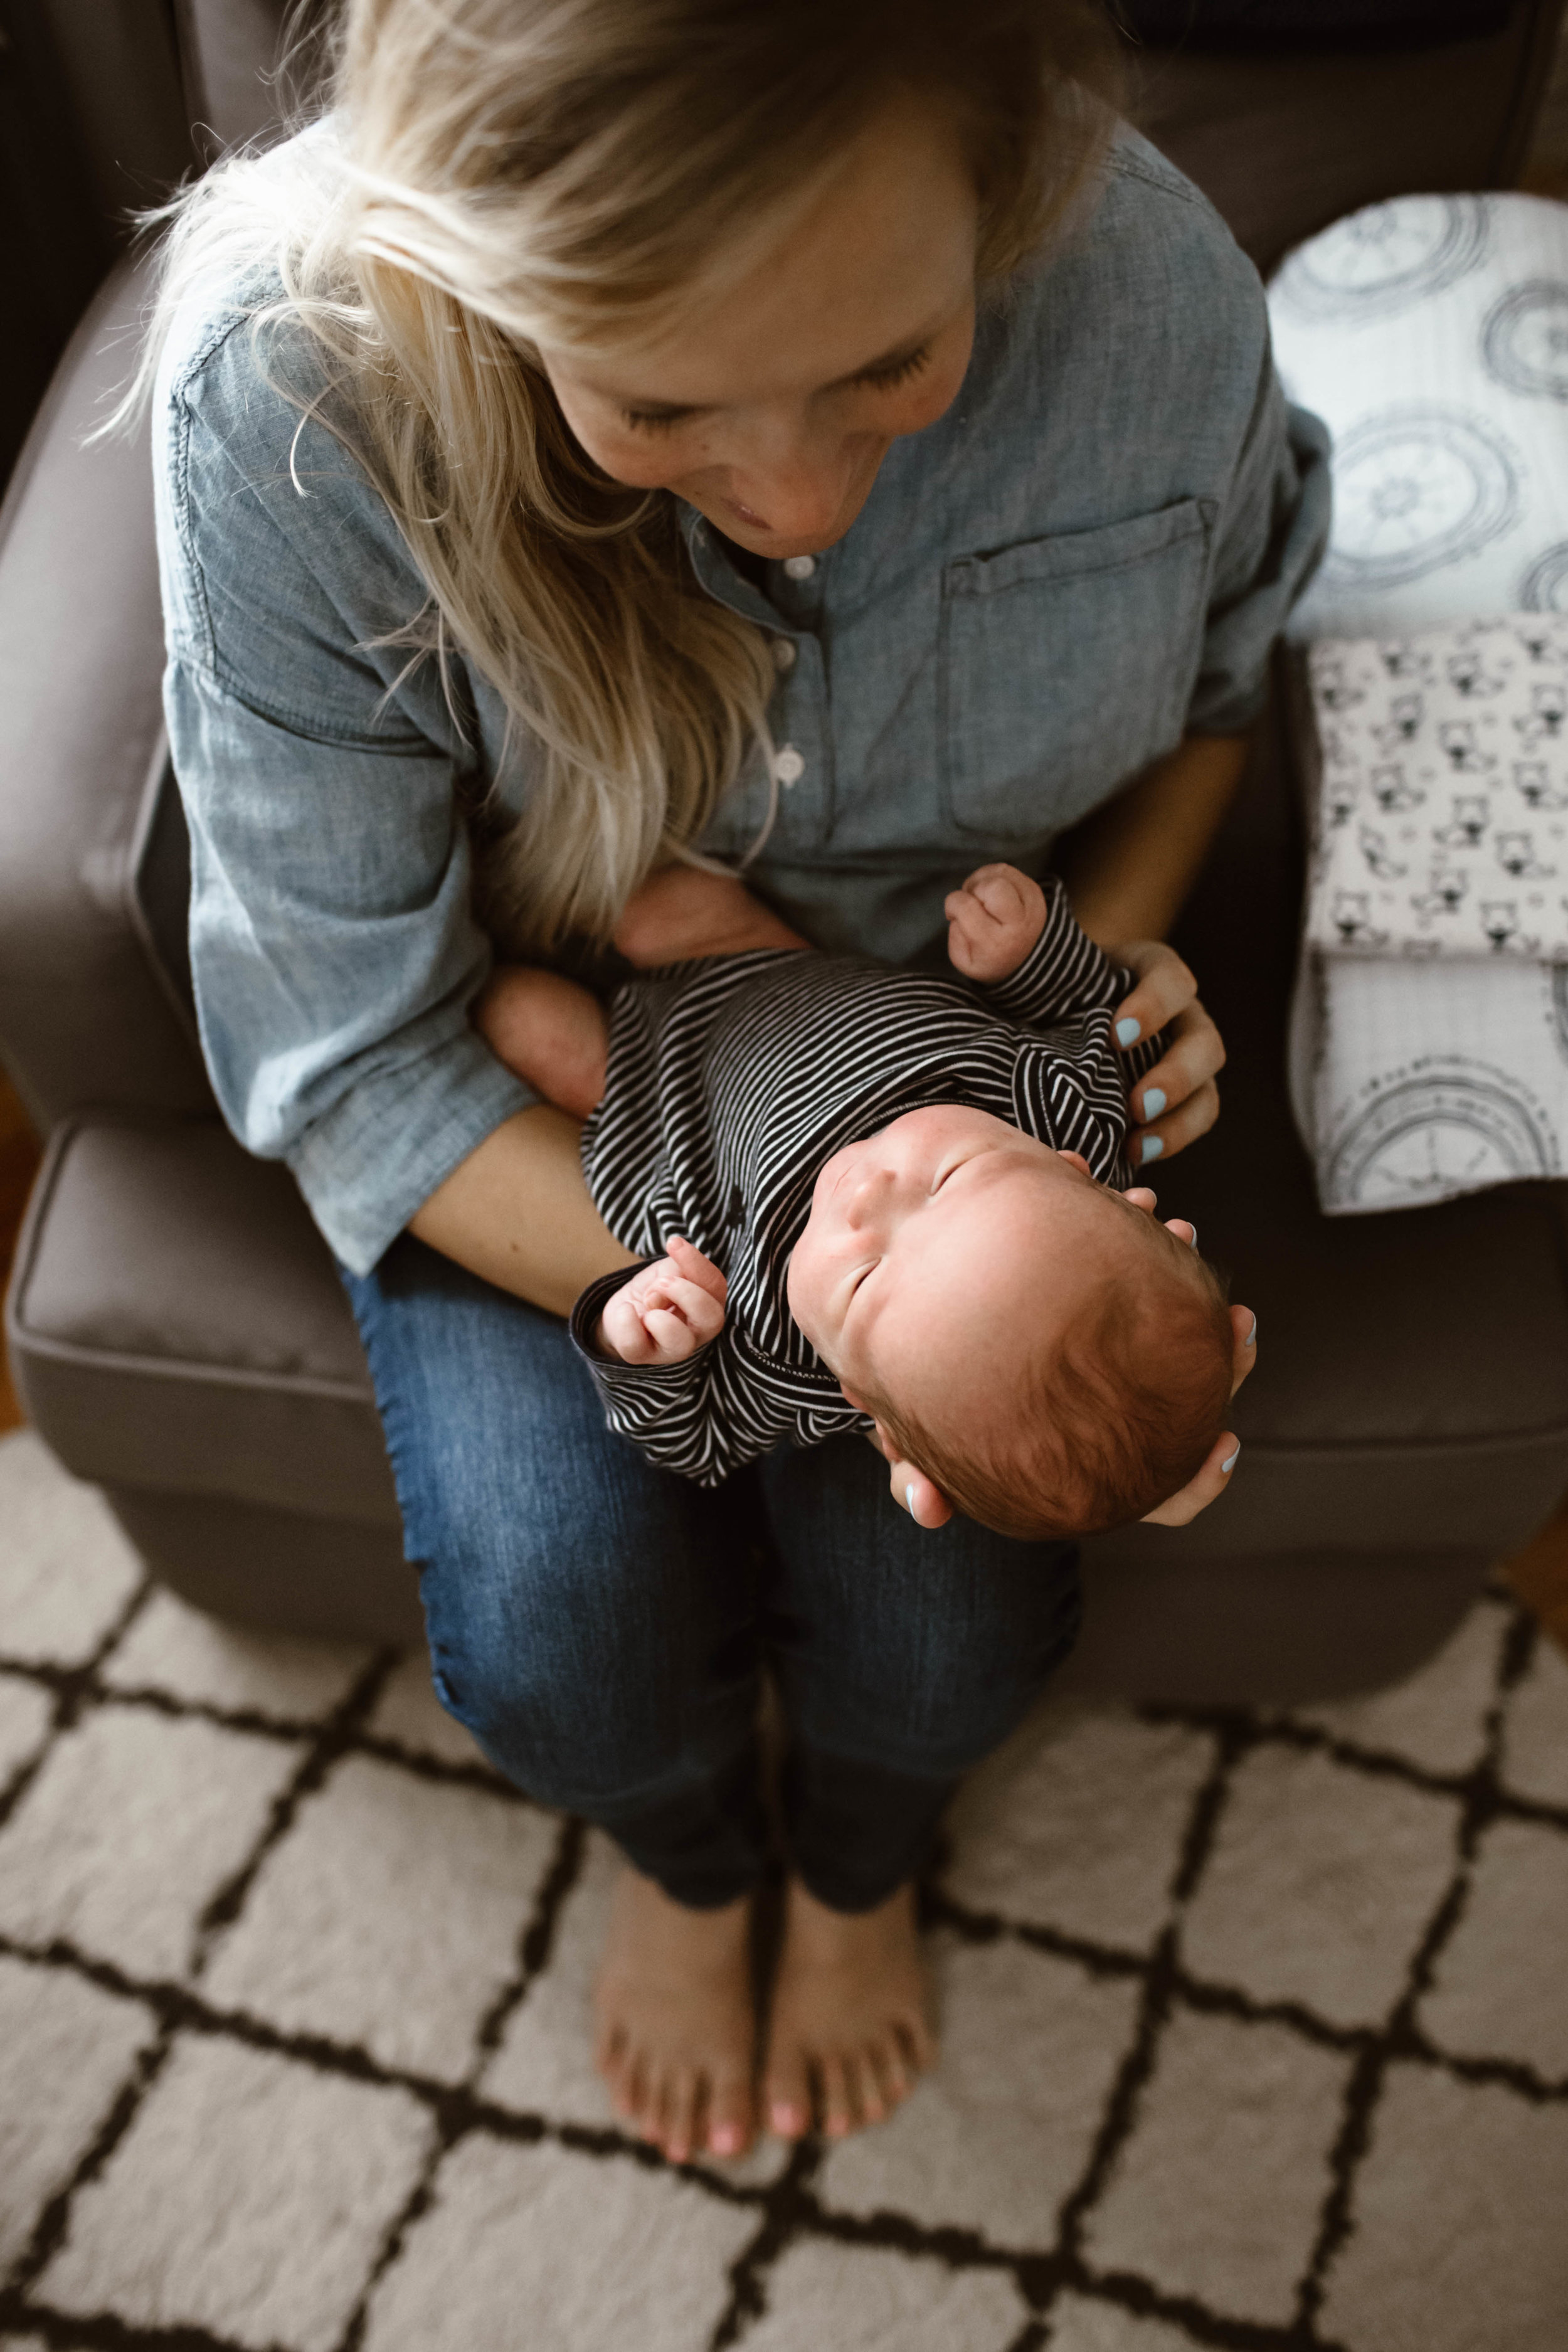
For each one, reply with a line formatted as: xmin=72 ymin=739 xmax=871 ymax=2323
xmin=478 ymin=864 xmax=1234 ymax=1540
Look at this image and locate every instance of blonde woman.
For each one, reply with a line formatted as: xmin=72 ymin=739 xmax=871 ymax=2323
xmin=144 ymin=0 xmax=1325 ymax=2162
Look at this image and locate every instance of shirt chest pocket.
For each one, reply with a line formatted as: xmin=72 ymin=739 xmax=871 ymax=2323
xmin=939 ymin=499 xmax=1216 ymax=842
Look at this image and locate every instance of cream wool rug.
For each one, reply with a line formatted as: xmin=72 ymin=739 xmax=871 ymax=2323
xmin=1 ymin=1427 xmax=1566 ymax=2352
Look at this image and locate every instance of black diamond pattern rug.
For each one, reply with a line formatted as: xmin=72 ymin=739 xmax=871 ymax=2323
xmin=1 ymin=1427 xmax=1565 ymax=2351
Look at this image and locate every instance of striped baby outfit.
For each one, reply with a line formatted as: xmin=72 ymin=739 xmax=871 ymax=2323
xmin=568 ymin=880 xmax=1159 ymax=1485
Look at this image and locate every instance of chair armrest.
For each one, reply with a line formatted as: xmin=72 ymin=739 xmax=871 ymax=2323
xmin=0 ymin=252 xmax=213 ymax=1133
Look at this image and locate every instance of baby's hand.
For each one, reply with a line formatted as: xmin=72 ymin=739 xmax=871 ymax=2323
xmin=596 ymin=1236 xmax=727 ymax=1365
xmin=945 ymin=864 xmax=1049 ymax=983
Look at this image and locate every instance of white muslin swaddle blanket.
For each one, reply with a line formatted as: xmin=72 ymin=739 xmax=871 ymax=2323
xmin=1295 ymin=615 xmax=1568 ymax=1212
xmin=1267 ymin=189 xmax=1568 ymax=1214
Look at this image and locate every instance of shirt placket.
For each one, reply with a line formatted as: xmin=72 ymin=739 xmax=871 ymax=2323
xmin=684 ymin=516 xmax=835 ymax=851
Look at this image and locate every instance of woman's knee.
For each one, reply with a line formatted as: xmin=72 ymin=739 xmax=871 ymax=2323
xmin=415 ymin=1465 xmax=756 ymax=1809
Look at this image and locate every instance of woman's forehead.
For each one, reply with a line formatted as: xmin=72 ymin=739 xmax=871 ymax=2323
xmin=544 ymin=98 xmax=978 ymax=407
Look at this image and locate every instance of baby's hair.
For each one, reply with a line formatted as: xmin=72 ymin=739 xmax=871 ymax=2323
xmin=875 ymin=1219 xmax=1236 ymax=1542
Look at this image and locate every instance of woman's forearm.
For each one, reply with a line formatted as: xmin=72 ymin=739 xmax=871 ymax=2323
xmin=1054 ymin=732 xmax=1251 ymax=949
xmin=408 ymin=1103 xmax=637 ymax=1316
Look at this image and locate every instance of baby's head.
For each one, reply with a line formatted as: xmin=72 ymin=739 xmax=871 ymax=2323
xmin=786 ymin=1105 xmax=1234 ymax=1539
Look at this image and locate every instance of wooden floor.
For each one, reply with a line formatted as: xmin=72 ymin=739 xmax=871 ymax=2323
xmin=0 ymin=1066 xmax=1564 ymax=1647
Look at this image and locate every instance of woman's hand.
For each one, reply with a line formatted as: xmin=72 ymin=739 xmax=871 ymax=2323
xmin=1108 ymin=939 xmax=1226 ymax=1168
xmin=1140 ymin=1303 xmax=1257 ymax=1526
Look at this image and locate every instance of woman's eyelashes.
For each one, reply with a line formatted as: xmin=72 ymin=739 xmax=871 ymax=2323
xmin=620 ymin=404 xmax=694 ymax=433
xmin=617 ymin=344 xmax=934 ymax=432
xmin=854 ymin=342 xmax=933 ymax=393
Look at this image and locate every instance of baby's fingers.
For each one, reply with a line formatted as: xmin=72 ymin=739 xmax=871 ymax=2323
xmin=598 ymin=1288 xmax=662 ymax=1364
xmin=664 ymin=1235 xmax=728 ymax=1308
xmin=644 ymin=1275 xmax=726 ymax=1353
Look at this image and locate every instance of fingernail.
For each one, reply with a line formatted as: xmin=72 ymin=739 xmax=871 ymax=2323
xmin=1116 ymin=1017 xmax=1142 ymax=1047
xmin=1140 ymin=1135 xmax=1163 ymax=1164
xmin=710 ymin=2124 xmax=743 ymax=2156
xmin=1141 ymin=1087 xmax=1167 ymax=1120
xmin=1246 ymin=1315 xmax=1257 ymax=1347
xmin=1222 ymin=1444 xmax=1241 ymax=1473
xmin=906 ymin=1484 xmax=917 ymax=1516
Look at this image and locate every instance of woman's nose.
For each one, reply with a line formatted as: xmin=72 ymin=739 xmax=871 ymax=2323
xmin=726 ymin=425 xmax=860 ymax=544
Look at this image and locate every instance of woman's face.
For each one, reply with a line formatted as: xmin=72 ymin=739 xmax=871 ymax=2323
xmin=538 ymin=96 xmax=980 ymax=561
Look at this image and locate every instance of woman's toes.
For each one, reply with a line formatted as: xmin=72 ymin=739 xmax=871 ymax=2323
xmin=765 ymin=2050 xmax=812 ymax=2141
xmin=817 ymin=2052 xmax=855 ymax=2138
xmin=662 ymin=2069 xmax=699 ymax=2164
xmin=617 ymin=2055 xmax=650 ymax=2136
xmin=704 ymin=2073 xmax=753 ymax=2160
xmin=852 ymin=2050 xmax=886 ymax=2124
xmin=872 ymin=2040 xmax=910 ymax=2110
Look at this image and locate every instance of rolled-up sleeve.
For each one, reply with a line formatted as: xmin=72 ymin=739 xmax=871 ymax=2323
xmin=166 ymin=663 xmax=534 ymax=1271
xmin=1186 ymin=366 xmax=1332 ymax=738
xmin=156 ymin=311 xmax=534 ymax=1273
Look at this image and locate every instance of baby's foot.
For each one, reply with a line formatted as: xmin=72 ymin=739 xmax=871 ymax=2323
xmin=945 ymin=862 xmax=1047 ymax=983
xmin=761 ymin=1878 xmax=935 ymax=2140
xmin=594 ymin=1867 xmax=757 ymax=2163
xmin=472 ymin=965 xmax=608 ymax=1117
xmin=614 ymin=866 xmax=807 ymax=967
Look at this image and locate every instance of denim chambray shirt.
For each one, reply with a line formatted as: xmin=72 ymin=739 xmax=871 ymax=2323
xmin=153 ymin=127 xmax=1330 ymax=1275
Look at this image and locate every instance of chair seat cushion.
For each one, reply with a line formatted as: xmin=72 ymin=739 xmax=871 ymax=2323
xmin=6 ymin=1118 xmax=398 ymax=1528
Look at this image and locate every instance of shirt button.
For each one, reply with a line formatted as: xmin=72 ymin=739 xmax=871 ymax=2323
xmin=782 ymin=554 xmax=816 ymax=581
xmin=774 ymin=745 xmax=805 ymax=786
xmin=771 ymin=637 xmax=797 ymax=672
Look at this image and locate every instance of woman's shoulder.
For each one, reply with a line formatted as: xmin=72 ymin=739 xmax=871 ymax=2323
xmin=1007 ymin=129 xmax=1266 ymax=372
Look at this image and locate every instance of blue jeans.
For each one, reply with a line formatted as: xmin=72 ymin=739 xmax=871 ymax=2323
xmin=342 ymin=1236 xmax=1081 ymax=1912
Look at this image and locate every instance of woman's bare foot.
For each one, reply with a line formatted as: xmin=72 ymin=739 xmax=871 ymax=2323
xmin=761 ymin=1878 xmax=935 ymax=2141
xmin=593 ymin=1867 xmax=757 ymax=2163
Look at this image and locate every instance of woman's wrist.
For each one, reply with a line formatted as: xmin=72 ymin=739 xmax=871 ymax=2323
xmin=1056 ymin=732 xmax=1251 ymax=949
xmin=408 ymin=1103 xmax=636 ymax=1316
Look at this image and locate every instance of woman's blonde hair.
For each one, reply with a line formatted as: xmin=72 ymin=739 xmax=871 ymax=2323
xmin=140 ymin=0 xmax=1122 ymax=949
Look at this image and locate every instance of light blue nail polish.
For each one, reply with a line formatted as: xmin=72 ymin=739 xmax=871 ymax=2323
xmin=1142 ymin=1087 xmax=1167 ymax=1120
xmin=1140 ymin=1135 xmax=1163 ymax=1164
xmin=1116 ymin=1017 xmax=1142 ymax=1047
xmin=1221 ymin=1445 xmax=1241 ymax=1473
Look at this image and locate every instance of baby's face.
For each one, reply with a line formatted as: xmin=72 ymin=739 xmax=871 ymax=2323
xmin=786 ymin=1104 xmax=1148 ymax=1413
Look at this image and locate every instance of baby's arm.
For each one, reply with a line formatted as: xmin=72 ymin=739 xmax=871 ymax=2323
xmin=945 ymin=864 xmax=1049 ymax=983
xmin=472 ymin=967 xmax=610 ymax=1120
xmin=596 ymin=1236 xmax=726 ymax=1364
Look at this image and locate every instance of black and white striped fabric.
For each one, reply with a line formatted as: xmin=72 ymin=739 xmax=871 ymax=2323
xmin=568 ymin=879 xmax=1158 ymax=1485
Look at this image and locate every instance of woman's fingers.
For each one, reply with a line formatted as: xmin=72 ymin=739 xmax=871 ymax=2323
xmin=1126 ymin=1000 xmax=1226 ymax=1125
xmin=1109 ymin=940 xmax=1198 ymax=1047
xmin=1130 ymin=1077 xmax=1220 ymax=1167
xmin=1228 ymin=1303 xmax=1258 ymax=1399
xmin=1142 ymin=1308 xmax=1257 ymax=1526
xmin=1141 ymin=1429 xmax=1242 ymax=1527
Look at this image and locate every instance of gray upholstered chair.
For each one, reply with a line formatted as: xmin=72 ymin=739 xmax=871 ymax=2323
xmin=5 ymin=0 xmax=1568 ymax=1697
